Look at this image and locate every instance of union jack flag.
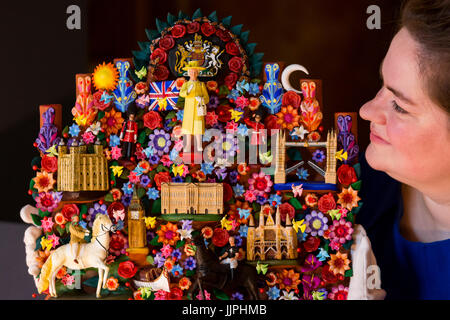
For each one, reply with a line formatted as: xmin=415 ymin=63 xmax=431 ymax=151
xmin=148 ymin=80 xmax=180 ymax=111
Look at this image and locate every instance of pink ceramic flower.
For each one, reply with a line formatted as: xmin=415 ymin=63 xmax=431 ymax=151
xmin=328 ymin=219 xmax=354 ymax=244
xmin=82 ymin=131 xmax=95 ymax=144
xmin=110 ymin=146 xmax=122 ymax=160
xmin=248 ymin=172 xmax=273 ymax=196
xmin=36 ymin=191 xmax=62 ymax=212
xmin=41 ymin=216 xmax=54 ymax=233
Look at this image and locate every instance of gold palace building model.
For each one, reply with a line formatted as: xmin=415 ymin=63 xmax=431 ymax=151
xmin=247 ymin=206 xmax=298 ymax=261
xmin=57 ymin=139 xmax=109 ymax=192
xmin=161 ymin=182 xmax=223 ymax=214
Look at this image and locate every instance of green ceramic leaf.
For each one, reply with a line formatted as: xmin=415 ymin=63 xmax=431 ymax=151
xmin=353 ymin=162 xmax=361 ymax=179
xmin=104 ymin=193 xmax=114 ymax=203
xmin=83 ymin=276 xmax=99 ymax=288
xmin=132 ymin=50 xmax=148 ymax=61
xmin=80 ymin=204 xmax=88 ymax=215
xmin=208 ymin=11 xmax=218 ymax=22
xmin=137 ymin=41 xmax=150 ymax=51
xmin=230 ymin=24 xmax=243 ymax=36
xmin=137 ymin=187 xmax=146 ymax=199
xmin=289 ymin=197 xmax=302 ymax=210
xmin=345 ymin=269 xmax=353 ymax=277
xmin=221 ymin=16 xmax=232 ymax=28
xmin=178 ymin=11 xmax=188 ymax=20
xmin=150 ymin=235 xmax=161 ymax=246
xmin=351 ymin=180 xmax=362 ymax=191
xmin=145 ymin=29 xmax=159 ymax=41
xmin=35 ymin=235 xmax=43 ymax=250
xmin=151 ymin=198 xmax=161 ymax=214
xmin=192 ymin=8 xmax=203 ymax=20
xmin=176 ymin=240 xmax=186 ymax=248
xmin=156 ymin=18 xmax=168 ymax=33
xmin=167 ymin=12 xmax=177 ymax=26
xmin=213 ymin=288 xmax=229 ymax=300
xmin=240 ymin=30 xmax=250 ymax=44
xmin=146 ymin=255 xmax=154 ymax=265
xmin=246 ymin=43 xmax=257 ymax=56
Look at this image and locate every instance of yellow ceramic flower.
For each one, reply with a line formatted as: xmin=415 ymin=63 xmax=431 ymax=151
xmin=328 ymin=251 xmax=351 ymax=275
xmin=337 ymin=186 xmax=361 ymax=211
xmin=33 ymin=171 xmax=55 ymax=193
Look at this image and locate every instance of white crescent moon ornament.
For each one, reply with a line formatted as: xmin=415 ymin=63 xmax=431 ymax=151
xmin=281 ymin=64 xmax=310 ymax=94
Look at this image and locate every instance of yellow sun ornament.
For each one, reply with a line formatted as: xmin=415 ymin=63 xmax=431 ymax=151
xmin=92 ymin=62 xmax=119 ymax=91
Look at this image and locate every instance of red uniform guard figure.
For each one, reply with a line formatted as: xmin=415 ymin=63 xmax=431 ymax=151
xmin=120 ymin=104 xmax=138 ymax=160
xmin=244 ymin=109 xmax=266 ymax=145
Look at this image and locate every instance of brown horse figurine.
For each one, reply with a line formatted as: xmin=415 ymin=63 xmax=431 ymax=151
xmin=187 ymin=235 xmax=259 ymax=300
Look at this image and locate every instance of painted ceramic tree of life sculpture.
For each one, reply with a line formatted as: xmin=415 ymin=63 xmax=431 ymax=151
xmin=260 ymin=63 xmax=283 ymax=114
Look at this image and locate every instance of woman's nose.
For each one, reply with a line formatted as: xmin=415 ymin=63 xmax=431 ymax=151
xmin=359 ymin=90 xmax=387 ymax=125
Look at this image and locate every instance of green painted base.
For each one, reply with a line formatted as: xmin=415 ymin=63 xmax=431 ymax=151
xmin=159 ymin=214 xmax=223 ymax=222
xmin=245 ymin=259 xmax=299 ymax=266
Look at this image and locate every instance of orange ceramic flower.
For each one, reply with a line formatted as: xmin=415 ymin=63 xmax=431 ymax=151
xmin=337 ymin=186 xmax=361 ymax=211
xmin=201 ymin=226 xmax=213 ymax=239
xmin=164 ymin=258 xmax=174 ymax=272
xmin=54 ymin=212 xmax=66 ymax=226
xmin=237 ymin=163 xmax=249 ymax=176
xmin=56 ymin=266 xmax=67 ymax=279
xmin=36 ymin=250 xmax=51 ymax=269
xmin=304 ymin=193 xmax=319 ymax=208
xmin=138 ymin=160 xmax=151 ymax=173
xmin=179 ymin=277 xmax=192 ymax=290
xmin=105 ymin=276 xmax=119 ymax=291
xmin=266 ymin=272 xmax=277 ymax=286
xmin=276 ymin=105 xmax=300 ymax=131
xmin=276 ymin=269 xmax=301 ymax=292
xmin=33 ymin=171 xmax=55 ymax=193
xmin=328 ymin=251 xmax=351 ymax=276
xmin=157 ymin=222 xmax=180 ymax=246
xmin=110 ymin=188 xmax=122 ymax=201
xmin=100 ymin=108 xmax=124 ymax=136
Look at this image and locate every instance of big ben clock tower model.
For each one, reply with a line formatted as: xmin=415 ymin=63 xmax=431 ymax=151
xmin=126 ymin=188 xmax=149 ymax=263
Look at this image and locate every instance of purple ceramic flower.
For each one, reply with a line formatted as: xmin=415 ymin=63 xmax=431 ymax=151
xmin=305 ymin=210 xmax=328 ymax=236
xmin=140 ymin=175 xmax=151 ymax=187
xmin=87 ymin=202 xmax=108 ymax=227
xmin=231 ymin=292 xmax=244 ymax=300
xmin=207 ymin=95 xmax=219 ymax=109
xmin=312 ymin=149 xmax=326 ymax=163
xmin=154 ymin=252 xmax=166 ymax=268
xmin=302 ymin=274 xmax=321 ymax=292
xmin=184 ymin=257 xmax=197 ymax=270
xmin=148 ymin=154 xmax=161 ymax=165
xmin=300 ymin=254 xmax=323 ymax=272
xmin=172 ymin=249 xmax=182 ymax=260
xmin=149 ymin=129 xmax=172 ymax=156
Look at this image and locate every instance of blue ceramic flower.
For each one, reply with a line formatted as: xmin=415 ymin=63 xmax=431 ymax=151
xmin=146 ymin=187 xmax=159 ymax=200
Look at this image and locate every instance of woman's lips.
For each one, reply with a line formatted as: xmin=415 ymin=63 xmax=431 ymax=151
xmin=370 ymin=131 xmax=390 ymax=144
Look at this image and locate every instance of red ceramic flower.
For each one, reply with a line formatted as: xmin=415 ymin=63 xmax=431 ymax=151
xmin=225 ymin=42 xmax=240 ymax=56
xmin=171 ymin=24 xmax=186 ymax=38
xmin=118 ymin=260 xmax=138 ymax=279
xmin=186 ymin=21 xmax=200 ymax=33
xmin=153 ymin=64 xmax=170 ymax=81
xmin=337 ymin=164 xmax=357 ymax=186
xmin=303 ymin=236 xmax=320 ymax=252
xmin=61 ymin=204 xmax=79 ymax=221
xmin=168 ymin=287 xmax=184 ymax=300
xmin=201 ymin=22 xmax=216 ymax=37
xmin=107 ymin=201 xmax=125 ymax=222
xmin=318 ymin=193 xmax=336 ymax=213
xmin=264 ymin=114 xmax=281 ymax=130
xmin=216 ymin=29 xmax=232 ymax=42
xmin=224 ymin=73 xmax=238 ymax=88
xmin=154 ymin=171 xmax=171 ymax=190
xmin=41 ymin=155 xmax=58 ymax=173
xmin=143 ymin=111 xmax=162 ymax=130
xmin=134 ymin=82 xmax=148 ymax=95
xmin=228 ymin=57 xmax=244 ymax=73
xmin=159 ymin=35 xmax=175 ymax=51
xmin=150 ymin=48 xmax=167 ymax=64
xmin=93 ymin=90 xmax=112 ymax=110
xmin=322 ymin=264 xmax=338 ymax=284
xmin=282 ymin=91 xmax=302 ymax=108
xmin=212 ymin=228 xmax=229 ymax=247
xmin=109 ymin=233 xmax=128 ymax=256
xmin=216 ymin=105 xmax=232 ymax=122
xmin=279 ymin=202 xmax=295 ymax=222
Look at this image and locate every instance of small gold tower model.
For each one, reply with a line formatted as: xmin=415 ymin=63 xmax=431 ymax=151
xmin=57 ymin=139 xmax=109 ymax=192
xmin=127 ymin=188 xmax=149 ymax=257
xmin=246 ymin=206 xmax=298 ymax=261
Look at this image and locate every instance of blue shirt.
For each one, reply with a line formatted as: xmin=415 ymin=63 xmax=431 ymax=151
xmin=356 ymin=152 xmax=450 ymax=300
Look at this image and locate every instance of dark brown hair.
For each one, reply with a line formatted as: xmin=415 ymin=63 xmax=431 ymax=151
xmin=400 ymin=0 xmax=450 ymax=112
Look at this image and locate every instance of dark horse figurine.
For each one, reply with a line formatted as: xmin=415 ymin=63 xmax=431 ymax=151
xmin=187 ymin=235 xmax=259 ymax=300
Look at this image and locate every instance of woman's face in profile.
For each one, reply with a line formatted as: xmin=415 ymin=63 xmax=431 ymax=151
xmin=360 ymin=28 xmax=450 ymax=186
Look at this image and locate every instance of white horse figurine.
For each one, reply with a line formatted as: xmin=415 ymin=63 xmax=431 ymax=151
xmin=37 ymin=214 xmax=117 ymax=298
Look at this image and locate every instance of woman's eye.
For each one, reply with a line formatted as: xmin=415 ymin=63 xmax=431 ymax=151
xmin=392 ymin=100 xmax=408 ymax=114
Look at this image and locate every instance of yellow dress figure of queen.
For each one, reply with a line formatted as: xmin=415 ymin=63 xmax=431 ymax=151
xmin=179 ymin=60 xmax=209 ymax=152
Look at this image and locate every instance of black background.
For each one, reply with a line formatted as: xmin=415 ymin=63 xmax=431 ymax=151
xmin=0 ymin=0 xmax=400 ymax=222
